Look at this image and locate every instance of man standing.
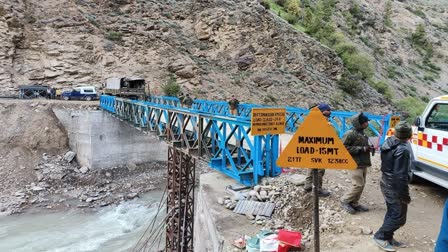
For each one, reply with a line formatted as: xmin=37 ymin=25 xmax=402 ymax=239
xmin=178 ymin=92 xmax=185 ymax=107
xmin=304 ymin=103 xmax=332 ymax=197
xmin=228 ymin=95 xmax=239 ymax=116
xmin=340 ymin=112 xmax=373 ymax=214
xmin=373 ymin=121 xmax=413 ymax=252
xmin=183 ymin=94 xmax=193 ymax=108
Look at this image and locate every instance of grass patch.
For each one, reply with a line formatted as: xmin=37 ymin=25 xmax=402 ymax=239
xmin=105 ymin=31 xmax=123 ymax=42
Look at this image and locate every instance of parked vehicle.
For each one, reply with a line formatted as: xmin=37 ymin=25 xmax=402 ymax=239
xmin=103 ymin=77 xmax=149 ymax=100
xmin=18 ymin=85 xmax=49 ymax=99
xmin=61 ymin=86 xmax=98 ymax=101
xmin=410 ymin=95 xmax=448 ymax=188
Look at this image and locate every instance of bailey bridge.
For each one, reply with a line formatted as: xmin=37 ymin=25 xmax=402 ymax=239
xmin=99 ymin=95 xmax=395 ymax=186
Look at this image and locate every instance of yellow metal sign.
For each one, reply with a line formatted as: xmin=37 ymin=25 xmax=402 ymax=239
xmin=389 ymin=116 xmax=401 ymax=129
xmin=276 ymin=107 xmax=357 ymax=169
xmin=251 ymin=108 xmax=286 ymax=136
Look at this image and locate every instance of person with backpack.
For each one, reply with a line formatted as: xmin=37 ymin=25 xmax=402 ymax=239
xmin=228 ymin=95 xmax=239 ymax=116
xmin=373 ymin=121 xmax=413 ymax=252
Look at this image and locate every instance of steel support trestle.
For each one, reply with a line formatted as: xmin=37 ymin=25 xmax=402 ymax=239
xmin=166 ymin=146 xmax=195 ymax=252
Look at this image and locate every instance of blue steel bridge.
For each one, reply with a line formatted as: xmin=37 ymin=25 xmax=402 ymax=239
xmin=100 ymin=95 xmax=396 ymax=186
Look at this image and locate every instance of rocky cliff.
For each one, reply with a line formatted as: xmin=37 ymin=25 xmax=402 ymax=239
xmin=0 ymin=0 xmax=446 ymax=112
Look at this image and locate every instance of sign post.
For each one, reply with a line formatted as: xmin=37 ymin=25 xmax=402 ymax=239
xmin=389 ymin=115 xmax=401 ymax=129
xmin=276 ymin=107 xmax=357 ymax=252
xmin=312 ymin=169 xmax=319 ymax=251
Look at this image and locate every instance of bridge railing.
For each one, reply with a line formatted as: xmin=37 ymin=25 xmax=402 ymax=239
xmin=146 ymin=95 xmax=396 ymax=146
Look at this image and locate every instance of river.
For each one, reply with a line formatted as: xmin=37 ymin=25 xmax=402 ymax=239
xmin=0 ymin=191 xmax=165 ymax=252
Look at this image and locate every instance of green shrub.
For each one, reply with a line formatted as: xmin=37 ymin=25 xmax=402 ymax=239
xmin=423 ymin=74 xmax=436 ymax=82
xmin=349 ymin=1 xmax=363 ymax=20
xmin=406 ymin=6 xmax=426 ymax=18
xmin=341 ymin=52 xmax=374 ymax=80
xmin=372 ymin=80 xmax=388 ymax=94
xmin=276 ymin=0 xmax=287 ymax=7
xmin=373 ymin=47 xmax=385 ymax=57
xmin=334 ymin=41 xmax=358 ymax=55
xmin=286 ymin=0 xmax=301 ymax=16
xmin=105 ymin=31 xmax=123 ymax=41
xmin=394 ymin=97 xmax=426 ymax=123
xmin=260 ymin=0 xmax=270 ymax=9
xmin=87 ymin=16 xmax=100 ymax=27
xmin=384 ymin=0 xmax=393 ymax=27
xmin=163 ymin=74 xmax=180 ymax=96
xmin=360 ymin=36 xmax=373 ymax=47
xmin=371 ymin=80 xmax=393 ymax=101
xmin=283 ymin=13 xmax=299 ymax=24
xmin=387 ymin=66 xmax=397 ymax=79
xmin=410 ymin=24 xmax=433 ymax=60
xmin=425 ymin=61 xmax=441 ymax=72
xmin=338 ymin=71 xmax=362 ymax=95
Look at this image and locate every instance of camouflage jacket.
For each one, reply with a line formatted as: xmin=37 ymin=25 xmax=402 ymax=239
xmin=342 ymin=113 xmax=372 ymax=168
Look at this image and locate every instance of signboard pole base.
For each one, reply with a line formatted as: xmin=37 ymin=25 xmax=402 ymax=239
xmin=312 ymin=169 xmax=320 ymax=252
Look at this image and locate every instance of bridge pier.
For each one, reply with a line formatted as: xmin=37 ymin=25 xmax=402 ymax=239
xmin=53 ymin=109 xmax=167 ymax=169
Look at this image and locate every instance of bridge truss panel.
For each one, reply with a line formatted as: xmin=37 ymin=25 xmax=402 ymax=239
xmin=146 ymin=95 xmax=395 ymax=146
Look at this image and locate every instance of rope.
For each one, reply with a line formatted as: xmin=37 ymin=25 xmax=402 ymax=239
xmin=132 ymin=185 xmax=168 ymax=252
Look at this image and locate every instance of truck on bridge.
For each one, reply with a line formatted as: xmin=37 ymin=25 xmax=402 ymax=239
xmin=103 ymin=77 xmax=149 ymax=100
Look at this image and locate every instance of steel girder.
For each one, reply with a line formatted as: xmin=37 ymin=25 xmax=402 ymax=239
xmin=100 ymin=95 xmax=281 ymax=186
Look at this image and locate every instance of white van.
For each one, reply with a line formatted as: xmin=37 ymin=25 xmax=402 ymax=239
xmin=411 ymin=95 xmax=448 ymax=188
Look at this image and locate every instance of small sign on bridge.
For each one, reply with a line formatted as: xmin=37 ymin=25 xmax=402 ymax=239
xmin=251 ymin=108 xmax=286 ymax=136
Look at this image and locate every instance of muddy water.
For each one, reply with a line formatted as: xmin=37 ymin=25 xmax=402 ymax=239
xmin=0 ymin=192 xmax=166 ymax=252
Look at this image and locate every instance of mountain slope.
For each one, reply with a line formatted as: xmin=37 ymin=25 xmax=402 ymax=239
xmin=1 ymin=0 xmax=446 ymax=113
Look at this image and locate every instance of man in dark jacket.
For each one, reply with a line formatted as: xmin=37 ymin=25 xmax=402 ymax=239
xmin=228 ymin=95 xmax=239 ymax=116
xmin=341 ymin=112 xmax=373 ymax=214
xmin=183 ymin=94 xmax=193 ymax=108
xmin=304 ymin=103 xmax=332 ymax=197
xmin=435 ymin=199 xmax=448 ymax=252
xmin=373 ymin=121 xmax=413 ymax=252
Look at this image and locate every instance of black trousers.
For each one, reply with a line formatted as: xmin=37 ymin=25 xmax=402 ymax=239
xmin=374 ymin=183 xmax=408 ymax=240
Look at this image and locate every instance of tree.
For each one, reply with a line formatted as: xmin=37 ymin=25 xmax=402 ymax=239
xmin=163 ymin=74 xmax=180 ymax=96
xmin=286 ymin=0 xmax=301 ymax=17
xmin=349 ymin=0 xmax=363 ymax=21
xmin=411 ymin=24 xmax=427 ymax=46
xmin=384 ymin=0 xmax=393 ymax=27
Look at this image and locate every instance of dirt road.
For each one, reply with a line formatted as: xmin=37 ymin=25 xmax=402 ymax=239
xmin=318 ymin=154 xmax=448 ymax=252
